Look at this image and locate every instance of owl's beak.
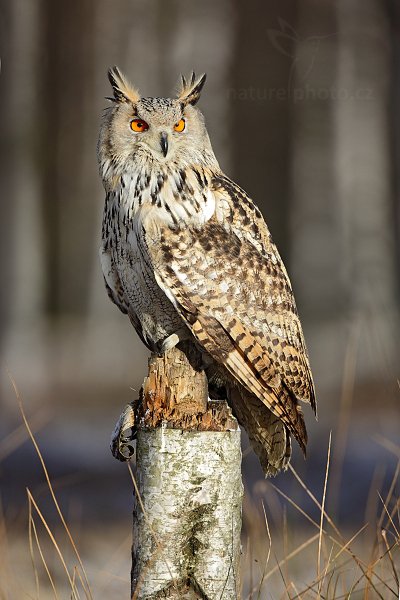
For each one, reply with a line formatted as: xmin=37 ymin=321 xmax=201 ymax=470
xmin=160 ymin=132 xmax=168 ymax=157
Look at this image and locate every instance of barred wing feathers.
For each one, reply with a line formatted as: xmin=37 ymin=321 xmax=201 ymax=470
xmin=149 ymin=175 xmax=316 ymax=453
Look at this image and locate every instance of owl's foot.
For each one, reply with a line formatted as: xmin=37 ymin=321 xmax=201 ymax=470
xmin=159 ymin=333 xmax=180 ymax=354
xmin=110 ymin=401 xmax=138 ymax=461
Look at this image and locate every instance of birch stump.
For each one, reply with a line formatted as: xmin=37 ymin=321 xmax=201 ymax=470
xmin=112 ymin=345 xmax=243 ymax=599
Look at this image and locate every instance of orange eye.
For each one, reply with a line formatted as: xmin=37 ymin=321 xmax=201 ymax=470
xmin=130 ymin=119 xmax=149 ymax=132
xmin=174 ymin=118 xmax=185 ymax=132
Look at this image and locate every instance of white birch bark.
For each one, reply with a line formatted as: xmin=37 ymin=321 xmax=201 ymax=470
xmin=131 ymin=426 xmax=243 ymax=599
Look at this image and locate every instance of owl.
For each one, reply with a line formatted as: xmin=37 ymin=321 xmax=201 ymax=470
xmin=98 ymin=67 xmax=316 ymax=476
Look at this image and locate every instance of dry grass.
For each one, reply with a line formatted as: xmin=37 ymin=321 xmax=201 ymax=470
xmin=241 ymin=436 xmax=400 ymax=599
xmin=0 ymin=374 xmax=399 ymax=599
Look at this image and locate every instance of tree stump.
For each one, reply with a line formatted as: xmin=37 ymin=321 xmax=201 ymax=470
xmin=115 ymin=345 xmax=243 ymax=599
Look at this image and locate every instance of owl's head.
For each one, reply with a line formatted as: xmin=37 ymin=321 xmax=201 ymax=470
xmin=98 ymin=67 xmax=218 ymax=179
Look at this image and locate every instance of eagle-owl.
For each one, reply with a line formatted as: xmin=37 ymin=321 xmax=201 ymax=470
xmin=98 ymin=67 xmax=316 ymax=476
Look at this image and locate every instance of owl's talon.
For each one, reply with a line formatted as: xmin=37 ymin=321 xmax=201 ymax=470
xmin=118 ymin=442 xmax=135 ymax=460
xmin=159 ymin=333 xmax=180 ymax=355
xmin=110 ymin=402 xmax=137 ymax=461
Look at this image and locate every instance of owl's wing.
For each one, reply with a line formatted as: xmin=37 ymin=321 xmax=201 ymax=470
xmin=100 ymin=246 xmax=129 ymax=315
xmin=148 ymin=178 xmax=315 ymax=453
xmin=100 ymin=244 xmax=151 ymax=348
xmin=213 ymin=175 xmax=316 ymax=412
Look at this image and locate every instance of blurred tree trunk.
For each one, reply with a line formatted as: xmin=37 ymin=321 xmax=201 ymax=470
xmin=288 ymin=0 xmax=339 ymax=388
xmin=0 ymin=0 xmax=44 ymax=340
xmin=289 ymin=0 xmax=398 ymax=388
xmin=333 ymin=0 xmax=398 ymax=382
xmin=388 ymin=0 xmax=400 ymax=287
xmin=40 ymin=0 xmax=97 ymax=316
xmin=0 ymin=1 xmax=16 ymax=350
xmin=230 ymin=0 xmax=297 ymax=258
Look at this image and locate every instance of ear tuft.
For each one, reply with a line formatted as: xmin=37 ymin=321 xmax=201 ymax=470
xmin=108 ymin=66 xmax=140 ymax=104
xmin=177 ymin=72 xmax=206 ymax=106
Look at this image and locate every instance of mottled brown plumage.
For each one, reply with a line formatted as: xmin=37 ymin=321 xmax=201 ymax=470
xmin=98 ymin=67 xmax=316 ymax=475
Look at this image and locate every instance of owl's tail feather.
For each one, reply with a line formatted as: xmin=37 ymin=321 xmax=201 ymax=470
xmin=229 ymin=387 xmax=291 ymax=477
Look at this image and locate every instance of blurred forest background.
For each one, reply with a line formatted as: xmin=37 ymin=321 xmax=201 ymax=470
xmin=0 ymin=0 xmax=399 ymax=597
